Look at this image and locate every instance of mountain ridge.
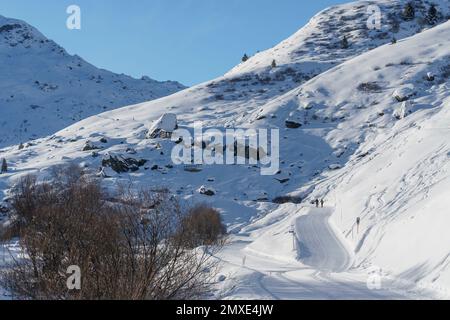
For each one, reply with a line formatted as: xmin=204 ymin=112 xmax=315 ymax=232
xmin=0 ymin=14 xmax=186 ymax=148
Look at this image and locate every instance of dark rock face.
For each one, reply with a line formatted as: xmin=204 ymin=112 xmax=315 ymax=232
xmin=272 ymin=196 xmax=302 ymax=204
xmin=102 ymin=155 xmax=147 ymax=173
xmin=82 ymin=141 xmax=100 ymax=151
xmin=285 ymin=120 xmax=302 ymax=129
xmin=198 ymin=186 xmax=216 ymax=196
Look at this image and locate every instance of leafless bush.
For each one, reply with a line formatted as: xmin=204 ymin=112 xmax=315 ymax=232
xmin=0 ymin=167 xmax=224 ymax=300
xmin=357 ymin=82 xmax=382 ymax=92
xmin=181 ymin=205 xmax=227 ymax=249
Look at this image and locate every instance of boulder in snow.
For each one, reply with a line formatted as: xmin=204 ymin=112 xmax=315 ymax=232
xmin=392 ymin=86 xmax=415 ymax=102
xmin=303 ymin=101 xmax=316 ymax=110
xmin=198 ymin=186 xmax=216 ymax=196
xmin=285 ymin=120 xmax=302 ymax=129
xmin=102 ymin=154 xmax=147 ymax=173
xmin=393 ymin=100 xmax=413 ymax=120
xmin=82 ymin=140 xmax=100 ymax=151
xmin=328 ymin=163 xmax=342 ymax=170
xmin=217 ymin=275 xmax=227 ymax=282
xmin=147 ymin=113 xmax=178 ymax=139
xmin=244 ymin=190 xmax=269 ymax=201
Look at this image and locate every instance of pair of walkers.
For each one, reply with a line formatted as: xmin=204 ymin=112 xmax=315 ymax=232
xmin=315 ymin=199 xmax=324 ymax=208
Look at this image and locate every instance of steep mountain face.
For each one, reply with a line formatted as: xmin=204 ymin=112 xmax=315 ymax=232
xmin=0 ymin=15 xmax=185 ymax=148
xmin=0 ymin=0 xmax=449 ymax=299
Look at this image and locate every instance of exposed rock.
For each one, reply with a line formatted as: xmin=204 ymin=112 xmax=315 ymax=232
xmin=82 ymin=141 xmax=100 ymax=151
xmin=198 ymin=186 xmax=216 ymax=196
xmin=101 ymin=155 xmax=147 ymax=173
xmin=285 ymin=120 xmax=302 ymax=129
xmin=393 ymin=86 xmax=415 ymax=102
xmin=244 ymin=190 xmax=269 ymax=201
xmin=184 ymin=165 xmax=203 ymax=173
xmin=272 ymin=195 xmax=302 ymax=204
xmin=275 ymin=178 xmax=290 ymax=184
xmin=393 ymin=100 xmax=413 ymax=119
xmin=328 ymin=163 xmax=342 ymax=170
xmin=217 ymin=275 xmax=227 ymax=282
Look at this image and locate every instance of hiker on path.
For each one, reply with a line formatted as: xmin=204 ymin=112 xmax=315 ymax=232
xmin=356 ymin=217 xmax=361 ymax=234
xmin=315 ymin=199 xmax=319 ymax=208
xmin=321 ymin=199 xmax=324 ymax=208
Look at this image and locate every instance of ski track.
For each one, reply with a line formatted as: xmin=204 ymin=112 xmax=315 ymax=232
xmin=220 ymin=206 xmax=434 ymax=300
xmin=295 ymin=208 xmax=353 ymax=273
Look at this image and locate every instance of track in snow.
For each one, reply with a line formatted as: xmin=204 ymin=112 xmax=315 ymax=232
xmin=295 ymin=207 xmax=353 ymax=273
xmin=219 ymin=207 xmax=435 ymax=300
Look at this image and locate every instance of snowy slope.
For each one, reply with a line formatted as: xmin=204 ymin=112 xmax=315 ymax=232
xmin=233 ymin=19 xmax=450 ymax=297
xmin=228 ymin=0 xmax=450 ymax=77
xmin=1 ymin=0 xmax=450 ymax=299
xmin=0 ymin=15 xmax=185 ymax=148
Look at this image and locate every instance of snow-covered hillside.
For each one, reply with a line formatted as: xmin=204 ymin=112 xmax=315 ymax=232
xmin=0 ymin=15 xmax=185 ymax=148
xmin=228 ymin=0 xmax=449 ymax=79
xmin=1 ymin=0 xmax=449 ymax=299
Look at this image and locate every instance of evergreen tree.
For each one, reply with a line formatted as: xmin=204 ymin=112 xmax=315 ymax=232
xmin=242 ymin=54 xmax=249 ymax=62
xmin=1 ymin=158 xmax=7 ymax=174
xmin=271 ymin=59 xmax=277 ymax=68
xmin=427 ymin=4 xmax=438 ymax=25
xmin=402 ymin=2 xmax=415 ymax=21
xmin=341 ymin=36 xmax=349 ymax=49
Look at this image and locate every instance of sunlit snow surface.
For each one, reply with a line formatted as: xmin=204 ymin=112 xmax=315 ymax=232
xmin=1 ymin=0 xmax=450 ymax=299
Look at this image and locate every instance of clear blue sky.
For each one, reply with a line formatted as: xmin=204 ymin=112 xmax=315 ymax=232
xmin=0 ymin=0 xmax=348 ymax=86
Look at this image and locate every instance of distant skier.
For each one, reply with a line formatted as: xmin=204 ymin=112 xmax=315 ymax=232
xmin=321 ymin=199 xmax=324 ymax=208
xmin=315 ymin=199 xmax=319 ymax=208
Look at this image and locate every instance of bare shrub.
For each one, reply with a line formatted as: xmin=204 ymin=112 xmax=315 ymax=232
xmin=1 ymin=168 xmax=224 ymax=300
xmin=357 ymin=82 xmax=382 ymax=92
xmin=181 ymin=205 xmax=227 ymax=248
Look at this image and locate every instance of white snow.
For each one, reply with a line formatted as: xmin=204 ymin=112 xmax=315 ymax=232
xmin=1 ymin=0 xmax=450 ymax=300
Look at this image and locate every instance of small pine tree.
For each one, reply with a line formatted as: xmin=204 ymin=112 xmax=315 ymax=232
xmin=427 ymin=4 xmax=438 ymax=25
xmin=242 ymin=54 xmax=249 ymax=62
xmin=341 ymin=36 xmax=349 ymax=49
xmin=1 ymin=158 xmax=7 ymax=174
xmin=271 ymin=59 xmax=277 ymax=68
xmin=402 ymin=2 xmax=415 ymax=21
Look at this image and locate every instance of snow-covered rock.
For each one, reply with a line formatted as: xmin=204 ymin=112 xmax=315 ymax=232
xmin=328 ymin=164 xmax=342 ymax=170
xmin=393 ymin=100 xmax=413 ymax=120
xmin=146 ymin=113 xmax=178 ymax=139
xmin=198 ymin=186 xmax=216 ymax=196
xmin=393 ymin=86 xmax=415 ymax=102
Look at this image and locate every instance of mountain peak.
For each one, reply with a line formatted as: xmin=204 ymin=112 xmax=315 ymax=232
xmin=0 ymin=14 xmax=185 ymax=147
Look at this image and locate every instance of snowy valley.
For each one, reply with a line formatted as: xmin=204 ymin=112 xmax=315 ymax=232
xmin=1 ymin=0 xmax=449 ymax=300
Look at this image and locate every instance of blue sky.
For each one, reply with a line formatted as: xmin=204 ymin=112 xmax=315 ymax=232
xmin=0 ymin=0 xmax=348 ymax=85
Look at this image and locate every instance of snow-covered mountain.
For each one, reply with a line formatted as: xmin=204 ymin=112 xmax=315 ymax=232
xmin=0 ymin=15 xmax=185 ymax=148
xmin=1 ymin=0 xmax=449 ymax=299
